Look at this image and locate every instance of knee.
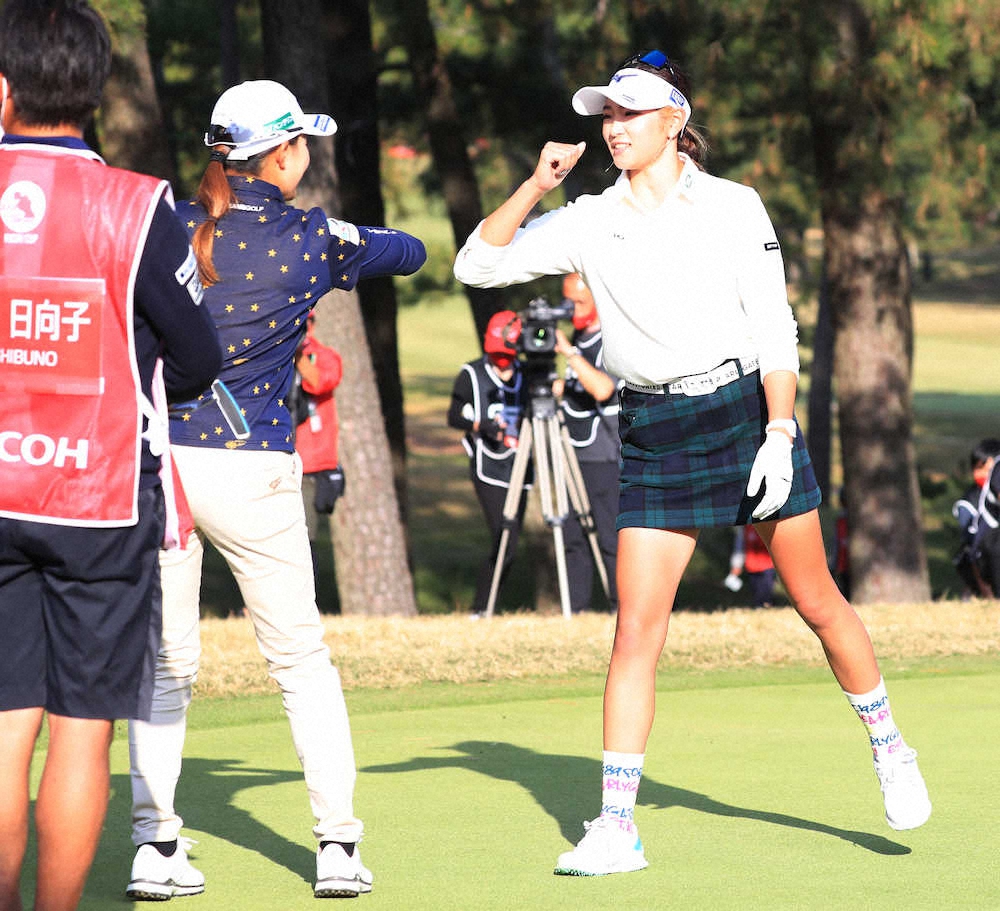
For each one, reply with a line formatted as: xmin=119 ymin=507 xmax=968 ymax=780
xmin=266 ymin=640 xmax=333 ymax=685
xmin=793 ymin=586 xmax=854 ymax=635
xmin=157 ymin=642 xmax=201 ymax=684
xmin=611 ymin=614 xmax=664 ymax=663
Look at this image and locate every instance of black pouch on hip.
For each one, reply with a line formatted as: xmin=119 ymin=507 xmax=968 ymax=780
xmin=312 ymin=465 xmax=346 ymax=514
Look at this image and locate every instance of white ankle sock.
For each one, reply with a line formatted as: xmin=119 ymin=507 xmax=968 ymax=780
xmin=601 ymin=750 xmax=644 ymax=830
xmin=844 ymin=677 xmax=906 ymax=762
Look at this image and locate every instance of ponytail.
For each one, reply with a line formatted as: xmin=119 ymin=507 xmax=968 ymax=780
xmin=191 ymin=153 xmax=236 ymax=287
xmin=191 ymin=143 xmax=285 ymax=286
xmin=678 ymin=124 xmax=709 ymax=170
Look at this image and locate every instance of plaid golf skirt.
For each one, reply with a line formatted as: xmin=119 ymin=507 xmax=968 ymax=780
xmin=617 ymin=367 xmax=821 ymax=530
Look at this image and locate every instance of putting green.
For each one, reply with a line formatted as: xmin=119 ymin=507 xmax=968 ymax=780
xmin=28 ymin=661 xmax=999 ymax=909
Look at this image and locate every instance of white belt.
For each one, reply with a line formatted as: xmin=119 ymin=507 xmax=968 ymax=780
xmin=624 ymin=356 xmax=759 ymax=397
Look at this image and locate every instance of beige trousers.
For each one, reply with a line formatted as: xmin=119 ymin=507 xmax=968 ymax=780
xmin=128 ymin=446 xmax=362 ymax=846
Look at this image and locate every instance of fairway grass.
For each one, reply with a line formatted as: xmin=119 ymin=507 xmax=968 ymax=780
xmin=30 ymin=657 xmax=998 ymax=910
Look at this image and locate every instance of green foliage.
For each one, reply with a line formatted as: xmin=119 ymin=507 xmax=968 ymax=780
xmin=144 ymin=0 xmax=263 ymax=197
xmin=403 ymin=0 xmax=998 ymax=253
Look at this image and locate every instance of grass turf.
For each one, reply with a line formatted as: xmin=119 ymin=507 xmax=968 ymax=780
xmin=27 ymin=656 xmax=998 ymax=910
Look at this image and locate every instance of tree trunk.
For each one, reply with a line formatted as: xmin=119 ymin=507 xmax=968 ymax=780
xmin=809 ymin=1 xmax=930 ymax=604
xmin=261 ymin=0 xmax=416 ymax=616
xmin=98 ymin=3 xmax=175 ymax=181
xmin=806 ymin=270 xmax=833 ymax=500
xmin=324 ymin=0 xmax=410 ymax=521
xmin=823 ymin=200 xmax=929 ymax=603
xmin=383 ymin=0 xmax=506 ymax=342
xmin=219 ymin=0 xmax=240 ymax=89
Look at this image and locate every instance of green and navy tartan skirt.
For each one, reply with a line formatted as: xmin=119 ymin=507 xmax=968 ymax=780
xmin=617 ymin=368 xmax=821 ymax=530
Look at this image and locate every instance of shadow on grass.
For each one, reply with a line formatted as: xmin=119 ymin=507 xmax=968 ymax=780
xmin=362 ymin=741 xmax=909 ymax=857
xmin=84 ymin=759 xmax=313 ymax=906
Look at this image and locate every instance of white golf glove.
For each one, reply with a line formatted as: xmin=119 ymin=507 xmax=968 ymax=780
xmin=723 ymin=572 xmax=743 ymax=592
xmin=747 ymin=430 xmax=794 ymax=519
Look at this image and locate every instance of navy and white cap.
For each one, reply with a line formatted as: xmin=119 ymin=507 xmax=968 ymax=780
xmin=572 ymin=67 xmax=691 ymax=128
xmin=204 ymin=80 xmax=337 ymax=161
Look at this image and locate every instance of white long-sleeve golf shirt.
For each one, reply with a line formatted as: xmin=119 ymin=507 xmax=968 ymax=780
xmin=454 ymin=155 xmax=800 ymax=387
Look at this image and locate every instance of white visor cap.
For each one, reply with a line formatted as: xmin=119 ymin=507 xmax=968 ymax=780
xmin=572 ymin=68 xmax=691 ymax=128
xmin=205 ymin=80 xmax=337 ymax=161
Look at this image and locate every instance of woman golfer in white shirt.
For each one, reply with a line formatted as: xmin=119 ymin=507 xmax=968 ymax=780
xmin=454 ymin=49 xmax=930 ymax=877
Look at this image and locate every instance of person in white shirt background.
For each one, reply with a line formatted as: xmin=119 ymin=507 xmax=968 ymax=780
xmin=454 ymin=49 xmax=931 ymax=878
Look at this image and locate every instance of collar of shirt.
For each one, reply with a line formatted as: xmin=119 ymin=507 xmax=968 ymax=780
xmin=608 ymin=152 xmax=701 ymax=212
xmin=2 ymin=133 xmax=90 ymax=150
xmin=225 ymin=174 xmax=287 ymax=211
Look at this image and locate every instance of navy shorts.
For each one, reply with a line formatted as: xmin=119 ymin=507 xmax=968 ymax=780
xmin=617 ymin=369 xmax=821 ymax=530
xmin=0 ymin=486 xmax=164 ymax=720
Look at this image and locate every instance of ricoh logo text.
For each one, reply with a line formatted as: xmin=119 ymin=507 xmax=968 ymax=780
xmin=0 ymin=431 xmax=88 ymax=468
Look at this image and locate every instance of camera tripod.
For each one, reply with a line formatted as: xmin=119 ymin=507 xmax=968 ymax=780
xmin=484 ymin=376 xmax=610 ymax=619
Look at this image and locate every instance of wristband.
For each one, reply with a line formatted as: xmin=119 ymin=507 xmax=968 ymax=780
xmin=765 ymin=418 xmax=796 ymax=440
xmin=566 ymin=346 xmax=580 ymax=359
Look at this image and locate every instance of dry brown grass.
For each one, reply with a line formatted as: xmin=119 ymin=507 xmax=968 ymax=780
xmin=194 ymin=600 xmax=1000 ymax=699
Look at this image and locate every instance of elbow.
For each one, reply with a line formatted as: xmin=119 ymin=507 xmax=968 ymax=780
xmin=400 ymin=239 xmax=427 ymax=275
xmin=452 ymin=262 xmax=490 ymax=289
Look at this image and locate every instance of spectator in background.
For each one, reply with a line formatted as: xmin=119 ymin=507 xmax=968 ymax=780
xmin=724 ymin=525 xmax=777 ymax=607
xmin=0 ymin=3 xmax=221 ymax=909
xmin=292 ymin=310 xmax=346 ymax=590
xmin=447 ymin=311 xmax=530 ymax=615
xmin=554 ymin=273 xmax=622 ymax=612
xmin=953 ymin=438 xmax=1000 ymax=598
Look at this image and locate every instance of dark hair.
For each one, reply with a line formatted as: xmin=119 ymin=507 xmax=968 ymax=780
xmin=971 ymin=439 xmax=1000 ymax=469
xmin=628 ymin=55 xmax=709 ymax=169
xmin=191 ymin=137 xmax=302 ymax=286
xmin=0 ymin=0 xmax=111 ymax=129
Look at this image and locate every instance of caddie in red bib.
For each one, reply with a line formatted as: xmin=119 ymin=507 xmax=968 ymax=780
xmin=0 ymin=146 xmax=163 ymax=526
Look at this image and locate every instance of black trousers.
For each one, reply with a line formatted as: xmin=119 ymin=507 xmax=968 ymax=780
xmin=471 ymin=468 xmax=527 ymax=613
xmin=562 ymin=459 xmax=619 ymax=612
xmin=977 ymin=526 xmax=1000 ymax=596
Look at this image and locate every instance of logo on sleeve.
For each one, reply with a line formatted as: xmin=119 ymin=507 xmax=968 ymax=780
xmin=175 ymin=248 xmax=204 ymax=305
xmin=326 ymin=218 xmax=360 ymax=247
xmin=764 ymin=241 xmax=780 ymax=252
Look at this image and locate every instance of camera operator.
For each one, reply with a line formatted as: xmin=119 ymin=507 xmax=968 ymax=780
xmin=291 ymin=310 xmax=346 ymax=593
xmin=553 ymin=274 xmax=621 ymax=612
xmin=447 ymin=310 xmax=530 ymax=614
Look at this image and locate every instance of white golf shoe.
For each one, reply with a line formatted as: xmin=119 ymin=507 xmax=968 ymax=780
xmin=314 ymin=842 xmax=373 ymax=898
xmin=126 ymin=837 xmax=205 ymax=901
xmin=875 ymin=746 xmax=932 ymax=831
xmin=554 ymin=816 xmax=649 ymax=876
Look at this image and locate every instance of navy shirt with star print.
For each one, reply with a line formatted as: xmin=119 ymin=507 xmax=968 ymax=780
xmin=170 ymin=174 xmax=425 ymax=452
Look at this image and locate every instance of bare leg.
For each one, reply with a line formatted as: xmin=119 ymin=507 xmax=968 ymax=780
xmin=604 ymin=527 xmax=698 ymax=752
xmin=0 ymin=708 xmax=44 ymax=911
xmin=33 ymin=715 xmax=113 ymax=911
xmin=757 ymin=510 xmax=880 ymax=694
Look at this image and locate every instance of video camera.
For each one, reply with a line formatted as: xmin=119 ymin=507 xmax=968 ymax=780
xmin=516 ymin=296 xmax=574 ymax=417
xmin=517 ymin=296 xmax=574 ymax=358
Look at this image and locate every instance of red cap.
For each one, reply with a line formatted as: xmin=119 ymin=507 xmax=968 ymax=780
xmin=483 ymin=310 xmax=521 ymax=356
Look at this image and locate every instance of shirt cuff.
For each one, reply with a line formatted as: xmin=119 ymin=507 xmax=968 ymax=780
xmin=454 ymin=222 xmax=507 ymax=286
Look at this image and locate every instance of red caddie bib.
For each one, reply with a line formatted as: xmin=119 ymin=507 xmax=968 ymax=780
xmin=0 ymin=144 xmax=167 ymax=527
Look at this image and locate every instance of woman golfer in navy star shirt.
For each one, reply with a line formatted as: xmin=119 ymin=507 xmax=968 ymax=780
xmin=126 ymin=80 xmax=424 ymax=902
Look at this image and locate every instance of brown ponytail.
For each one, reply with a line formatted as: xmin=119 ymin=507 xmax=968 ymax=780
xmin=191 ymin=156 xmax=236 ymax=287
xmin=678 ymin=124 xmax=709 ymax=170
xmin=191 ymin=143 xmax=288 ymax=286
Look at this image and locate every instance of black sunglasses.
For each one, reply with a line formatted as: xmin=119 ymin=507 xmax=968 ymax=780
xmin=620 ymin=49 xmax=677 ymax=80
